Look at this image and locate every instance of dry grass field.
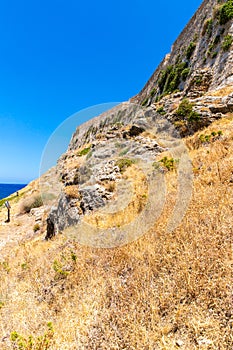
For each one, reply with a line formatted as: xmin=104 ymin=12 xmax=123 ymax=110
xmin=0 ymin=115 xmax=232 ymax=349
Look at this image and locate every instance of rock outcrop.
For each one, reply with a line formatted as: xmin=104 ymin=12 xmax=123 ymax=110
xmin=45 ymin=0 xmax=233 ymax=239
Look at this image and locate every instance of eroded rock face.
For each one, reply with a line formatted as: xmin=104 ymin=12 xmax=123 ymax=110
xmin=46 ymin=105 xmax=170 ymax=237
xmin=132 ymin=0 xmax=233 ymax=105
xmin=45 ymin=0 xmax=233 ymax=239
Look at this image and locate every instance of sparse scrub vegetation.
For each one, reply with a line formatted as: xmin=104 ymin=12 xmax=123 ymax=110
xmin=20 ymin=195 xmax=43 ymax=214
xmin=77 ymin=145 xmax=91 ymax=156
xmin=181 ymin=67 xmax=190 ymax=80
xmin=186 ymin=41 xmax=196 ymax=59
xmin=156 ymin=106 xmax=166 ymax=115
xmin=33 ymin=223 xmax=40 ymax=232
xmin=218 ymin=0 xmax=233 ymax=25
xmin=150 ymin=87 xmax=157 ymax=97
xmin=157 ymin=61 xmax=189 ymax=96
xmin=158 ymin=156 xmax=177 ymax=171
xmin=141 ymin=97 xmax=149 ymax=106
xmin=116 ymin=158 xmax=136 ymax=173
xmin=202 ymin=18 xmax=213 ymax=36
xmin=119 ymin=147 xmax=130 ymax=156
xmin=199 ymin=130 xmax=223 ymax=143
xmin=10 ymin=322 xmax=54 ymax=350
xmin=52 ymin=259 xmax=69 ymax=279
xmin=221 ymin=34 xmax=233 ymax=51
xmin=175 ymin=99 xmax=200 ymax=122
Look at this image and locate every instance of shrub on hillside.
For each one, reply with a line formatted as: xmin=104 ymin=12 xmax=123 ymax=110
xmin=186 ymin=42 xmax=196 ymax=59
xmin=218 ymin=0 xmax=233 ymax=25
xmin=221 ymin=34 xmax=233 ymax=51
xmin=175 ymin=99 xmax=200 ymax=122
xmin=20 ymin=194 xmax=43 ymax=213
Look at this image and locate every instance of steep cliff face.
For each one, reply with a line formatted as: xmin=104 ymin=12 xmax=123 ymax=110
xmin=132 ymin=0 xmax=233 ymax=105
xmin=45 ymin=0 xmax=233 ymax=241
xmin=0 ymin=1 xmax=233 ymax=348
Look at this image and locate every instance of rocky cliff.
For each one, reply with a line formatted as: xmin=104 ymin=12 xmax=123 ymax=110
xmin=0 ymin=1 xmax=232 ymax=348
xmin=132 ymin=0 xmax=233 ymax=104
xmin=44 ymin=0 xmax=233 ymax=244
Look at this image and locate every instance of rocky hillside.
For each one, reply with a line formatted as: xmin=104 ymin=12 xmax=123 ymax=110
xmin=45 ymin=1 xmax=233 ymax=242
xmin=0 ymin=0 xmax=232 ymax=349
xmin=132 ymin=0 xmax=233 ymax=104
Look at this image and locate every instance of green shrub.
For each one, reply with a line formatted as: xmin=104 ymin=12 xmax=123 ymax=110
xmin=199 ymin=130 xmax=223 ymax=143
xmin=202 ymin=18 xmax=213 ymax=36
xmin=222 ymin=34 xmax=233 ymax=51
xmin=150 ymin=88 xmax=157 ymax=97
xmin=20 ymin=195 xmax=43 ymax=213
xmin=116 ymin=158 xmax=135 ymax=173
xmin=219 ymin=0 xmax=233 ymax=25
xmin=186 ymin=42 xmax=196 ymax=60
xmin=157 ymin=62 xmax=188 ymax=96
xmin=181 ymin=68 xmax=190 ymax=80
xmin=212 ymin=51 xmax=218 ymax=59
xmin=33 ymin=223 xmax=40 ymax=232
xmin=208 ymin=42 xmax=215 ymax=53
xmin=10 ymin=323 xmax=54 ymax=350
xmin=53 ymin=260 xmax=69 ymax=278
xmin=159 ymin=157 xmax=177 ymax=171
xmin=141 ymin=97 xmax=149 ymax=106
xmin=176 ymin=99 xmax=200 ymax=122
xmin=156 ymin=106 xmax=166 ymax=115
xmin=77 ymin=146 xmax=91 ymax=156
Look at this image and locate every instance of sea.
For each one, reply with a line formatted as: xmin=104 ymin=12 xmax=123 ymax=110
xmin=0 ymin=183 xmax=27 ymax=200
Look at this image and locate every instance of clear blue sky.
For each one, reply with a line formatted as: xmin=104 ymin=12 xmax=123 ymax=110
xmin=0 ymin=0 xmax=202 ymax=183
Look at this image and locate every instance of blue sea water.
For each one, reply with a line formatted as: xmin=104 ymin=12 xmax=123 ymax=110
xmin=0 ymin=183 xmax=27 ymax=200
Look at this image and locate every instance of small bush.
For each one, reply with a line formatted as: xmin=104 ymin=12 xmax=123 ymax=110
xmin=10 ymin=323 xmax=54 ymax=349
xmin=199 ymin=130 xmax=223 ymax=143
xmin=77 ymin=146 xmax=91 ymax=156
xmin=150 ymin=88 xmax=157 ymax=97
xmin=33 ymin=223 xmax=40 ymax=232
xmin=218 ymin=0 xmax=233 ymax=25
xmin=156 ymin=106 xmax=166 ymax=115
xmin=53 ymin=260 xmax=69 ymax=278
xmin=116 ymin=158 xmax=135 ymax=173
xmin=221 ymin=34 xmax=233 ymax=51
xmin=202 ymin=18 xmax=213 ymax=36
xmin=20 ymin=195 xmax=43 ymax=214
xmin=141 ymin=97 xmax=149 ymax=106
xmin=119 ymin=148 xmax=130 ymax=156
xmin=186 ymin=42 xmax=196 ymax=60
xmin=212 ymin=51 xmax=218 ymax=59
xmin=176 ymin=99 xmax=200 ymax=122
xmin=159 ymin=157 xmax=177 ymax=171
xmin=181 ymin=68 xmax=190 ymax=80
xmin=157 ymin=62 xmax=188 ymax=96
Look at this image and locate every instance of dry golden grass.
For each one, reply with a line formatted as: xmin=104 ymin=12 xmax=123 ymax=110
xmin=207 ymin=85 xmax=233 ymax=97
xmin=0 ymin=117 xmax=232 ymax=349
xmin=84 ymin=165 xmax=148 ymax=229
xmin=64 ymin=185 xmax=80 ymax=199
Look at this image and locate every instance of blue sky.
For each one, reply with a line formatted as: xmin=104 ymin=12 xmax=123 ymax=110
xmin=0 ymin=0 xmax=202 ymax=183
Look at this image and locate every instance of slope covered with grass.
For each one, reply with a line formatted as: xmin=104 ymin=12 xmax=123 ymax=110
xmin=0 ymin=115 xmax=232 ymax=349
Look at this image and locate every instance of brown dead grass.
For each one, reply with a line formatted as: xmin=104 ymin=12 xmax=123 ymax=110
xmin=207 ymin=85 xmax=233 ymax=97
xmin=83 ymin=165 xmax=148 ymax=229
xmin=0 ymin=117 xmax=232 ymax=349
xmin=64 ymin=185 xmax=80 ymax=199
